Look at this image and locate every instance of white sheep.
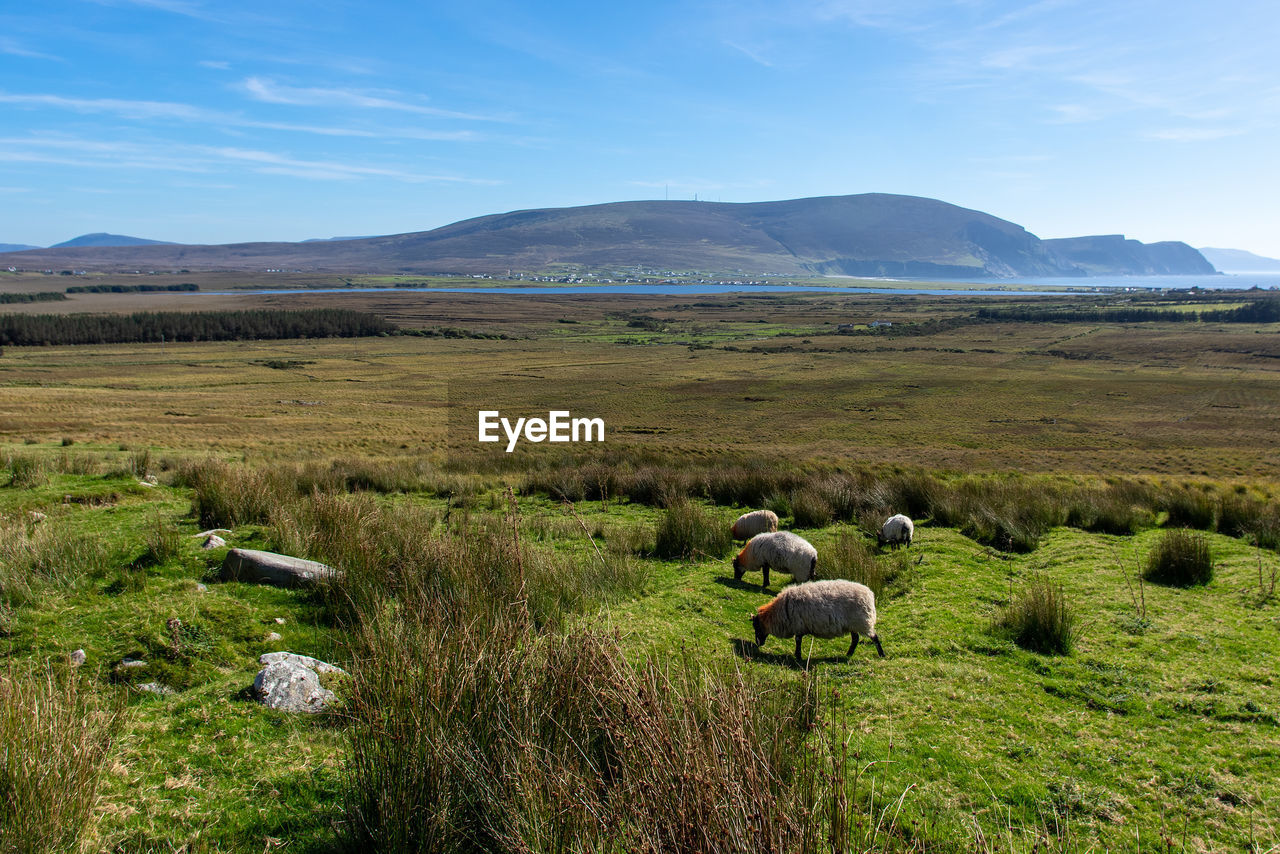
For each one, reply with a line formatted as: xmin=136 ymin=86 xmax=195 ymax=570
xmin=732 ymin=531 xmax=817 ymax=589
xmin=730 ymin=509 xmax=779 ymax=541
xmin=878 ymin=514 xmax=914 ymax=549
xmin=751 ymin=579 xmax=885 ymax=661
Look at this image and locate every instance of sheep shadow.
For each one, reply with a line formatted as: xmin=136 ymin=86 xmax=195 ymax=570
xmin=711 ymin=575 xmax=772 ymax=594
xmin=730 ymin=637 xmax=851 ymax=669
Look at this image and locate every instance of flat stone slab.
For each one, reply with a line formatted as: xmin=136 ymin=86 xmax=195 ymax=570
xmin=219 ymin=548 xmax=339 ymax=588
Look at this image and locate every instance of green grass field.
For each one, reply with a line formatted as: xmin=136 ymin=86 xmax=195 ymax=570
xmin=2 ymin=290 xmax=1279 ymax=852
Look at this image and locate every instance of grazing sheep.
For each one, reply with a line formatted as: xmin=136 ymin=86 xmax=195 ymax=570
xmin=878 ymin=514 xmax=914 ymax=549
xmin=752 ymin=579 xmax=885 ymax=662
xmin=731 ymin=509 xmax=779 ymax=541
xmin=733 ymin=531 xmax=817 ymax=589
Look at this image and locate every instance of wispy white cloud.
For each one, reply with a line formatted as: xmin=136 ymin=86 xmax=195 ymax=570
xmin=785 ymin=0 xmax=1278 ymax=137
xmin=724 ymin=41 xmax=774 ymax=68
xmin=0 ymin=134 xmax=499 ymax=184
xmin=200 ymin=60 xmax=231 ymax=70
xmin=0 ymin=92 xmax=483 ymax=141
xmin=83 ymin=0 xmax=220 ymax=21
xmin=1047 ymin=103 xmax=1106 ymax=124
xmin=241 ymin=77 xmax=508 ymax=122
xmin=1145 ymin=127 xmax=1245 ymax=142
xmin=0 ymin=93 xmax=211 ymax=121
xmin=807 ymin=0 xmax=937 ymax=32
xmin=203 ymin=146 xmax=497 ymax=183
xmin=0 ymin=37 xmax=61 ymax=61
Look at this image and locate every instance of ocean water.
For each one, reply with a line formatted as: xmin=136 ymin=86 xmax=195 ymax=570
xmin=937 ymin=272 xmax=1280 ymax=291
xmin=202 ymin=284 xmax=1067 ymax=297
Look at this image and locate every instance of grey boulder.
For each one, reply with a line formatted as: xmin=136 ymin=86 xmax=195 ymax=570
xmin=251 ymin=652 xmax=346 ymax=713
xmin=219 ymin=549 xmax=338 ymax=588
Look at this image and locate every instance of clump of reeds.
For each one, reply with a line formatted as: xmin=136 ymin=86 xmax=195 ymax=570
xmin=0 ymin=667 xmax=124 ymax=854
xmin=175 ymin=458 xmax=301 ymax=528
xmin=341 ymin=604 xmax=817 ymax=854
xmin=820 ymin=529 xmax=913 ymax=601
xmin=0 ymin=519 xmax=112 ymax=607
xmin=790 ymin=485 xmax=834 ymax=528
xmin=6 ymin=453 xmax=47 ymax=489
xmin=653 ymin=499 xmax=732 ymax=559
xmin=136 ymin=511 xmax=181 ymax=568
xmin=994 ymin=575 xmax=1079 ymax=655
xmin=1145 ymin=529 xmax=1214 ymax=587
xmin=1162 ymin=486 xmax=1217 ymax=531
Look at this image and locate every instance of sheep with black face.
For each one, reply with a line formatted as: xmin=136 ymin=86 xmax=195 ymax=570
xmin=752 ymin=579 xmax=885 ymax=662
xmin=732 ymin=531 xmax=816 ymax=589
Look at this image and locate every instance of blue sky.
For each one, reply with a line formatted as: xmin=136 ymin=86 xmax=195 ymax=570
xmin=2 ymin=0 xmax=1277 ymax=256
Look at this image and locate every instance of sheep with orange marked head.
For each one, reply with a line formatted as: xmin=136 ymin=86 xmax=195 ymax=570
xmin=730 ymin=509 xmax=778 ymax=541
xmin=752 ymin=579 xmax=885 ymax=663
xmin=732 ymin=531 xmax=816 ymax=589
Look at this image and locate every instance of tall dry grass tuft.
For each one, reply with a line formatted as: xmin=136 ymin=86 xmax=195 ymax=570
xmin=0 ymin=667 xmax=124 ymax=854
xmin=0 ymin=519 xmax=112 ymax=607
xmin=5 ymin=453 xmax=47 ymax=489
xmin=1162 ymin=487 xmax=1217 ymax=531
xmin=269 ymin=490 xmax=645 ymax=630
xmin=1145 ymin=529 xmax=1214 ymax=587
xmin=175 ymin=459 xmax=301 ymax=528
xmin=790 ymin=485 xmax=835 ymax=529
xmin=822 ymin=529 xmax=916 ymax=602
xmin=653 ymin=500 xmax=732 ymax=560
xmin=994 ymin=575 xmax=1080 ymax=655
xmin=342 ymin=604 xmax=818 ymax=854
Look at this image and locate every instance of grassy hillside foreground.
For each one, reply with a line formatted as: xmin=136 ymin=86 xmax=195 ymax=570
xmin=3 ymin=294 xmax=1280 ymax=852
xmin=2 ymin=446 xmax=1279 ymax=853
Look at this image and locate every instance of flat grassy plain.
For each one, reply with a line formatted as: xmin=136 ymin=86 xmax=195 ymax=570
xmin=3 ymin=287 xmax=1280 ymax=852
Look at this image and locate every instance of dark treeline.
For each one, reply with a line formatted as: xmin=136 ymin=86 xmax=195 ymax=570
xmin=977 ymin=298 xmax=1280 ymax=324
xmin=0 ymin=292 xmax=67 ymax=304
xmin=0 ymin=309 xmax=395 ymax=346
xmin=65 ymin=283 xmax=199 ymax=294
xmin=399 ymin=325 xmax=514 ymax=340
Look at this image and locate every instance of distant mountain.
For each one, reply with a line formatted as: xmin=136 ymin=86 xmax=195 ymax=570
xmin=1043 ymin=235 xmax=1217 ymax=276
xmin=1 ymin=195 xmax=1217 ymax=278
xmin=0 ymin=243 xmax=41 ymax=253
xmin=50 ymin=233 xmax=175 ymax=248
xmin=302 ymin=236 xmax=374 ymax=243
xmin=1198 ymin=247 xmax=1280 ymax=273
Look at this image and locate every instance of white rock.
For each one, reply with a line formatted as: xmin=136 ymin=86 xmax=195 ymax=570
xmin=252 ymin=662 xmax=334 ymax=713
xmin=259 ymin=651 xmax=346 ymax=676
xmin=69 ymin=649 xmax=86 ymax=667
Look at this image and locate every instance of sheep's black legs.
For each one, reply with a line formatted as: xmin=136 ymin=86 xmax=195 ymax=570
xmin=762 ymin=566 xmax=770 ymax=589
xmin=794 ymin=635 xmax=803 ymax=661
xmin=848 ymin=634 xmax=859 ymax=656
xmin=873 ymin=635 xmax=885 ymax=658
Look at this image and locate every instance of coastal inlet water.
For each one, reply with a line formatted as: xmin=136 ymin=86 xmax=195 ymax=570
xmin=202 ymin=272 xmax=1280 ymax=298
